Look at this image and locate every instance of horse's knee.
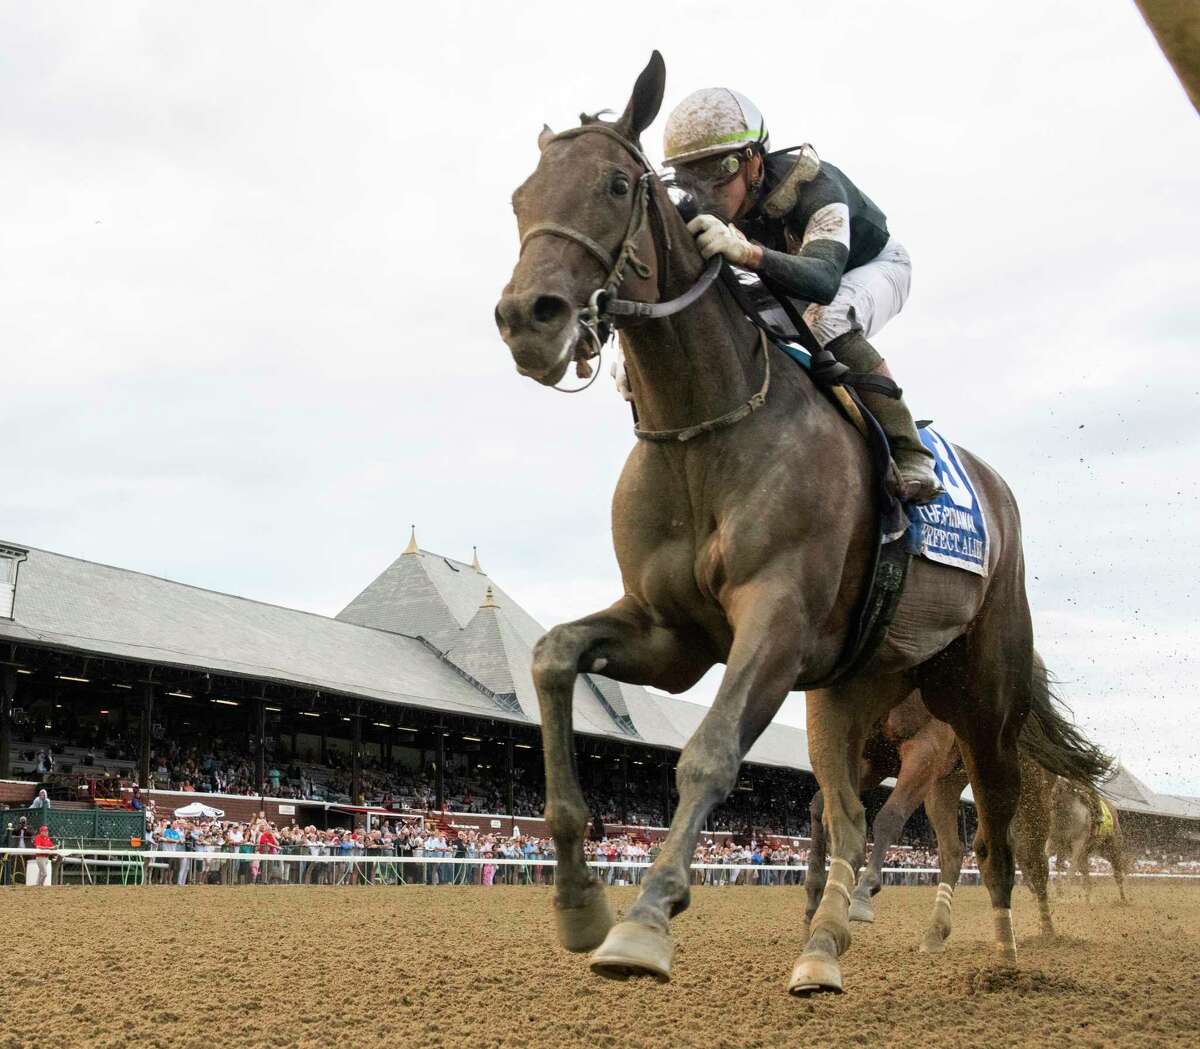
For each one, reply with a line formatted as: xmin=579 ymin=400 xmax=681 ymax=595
xmin=676 ymin=734 xmax=740 ymax=801
xmin=532 ymin=625 xmax=587 ymax=691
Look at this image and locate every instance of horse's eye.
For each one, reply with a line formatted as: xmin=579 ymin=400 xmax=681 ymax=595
xmin=610 ymin=173 xmax=630 ymax=197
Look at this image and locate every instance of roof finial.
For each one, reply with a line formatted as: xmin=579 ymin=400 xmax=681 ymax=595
xmin=403 ymin=525 xmax=419 ymax=555
xmin=480 ymin=586 xmax=498 ymax=609
xmin=471 ymin=545 xmax=482 ymax=572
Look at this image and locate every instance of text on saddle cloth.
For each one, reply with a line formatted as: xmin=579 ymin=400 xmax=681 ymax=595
xmin=905 ymin=429 xmax=989 ymax=577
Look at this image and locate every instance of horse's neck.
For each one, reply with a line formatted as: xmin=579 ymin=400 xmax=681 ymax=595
xmin=620 ymin=223 xmax=763 ymax=435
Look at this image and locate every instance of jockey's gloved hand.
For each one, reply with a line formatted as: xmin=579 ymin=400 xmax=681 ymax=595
xmin=687 ymin=214 xmax=761 ymax=268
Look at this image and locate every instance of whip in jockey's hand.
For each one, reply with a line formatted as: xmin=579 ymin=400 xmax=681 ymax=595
xmin=652 ymin=87 xmax=942 ymax=504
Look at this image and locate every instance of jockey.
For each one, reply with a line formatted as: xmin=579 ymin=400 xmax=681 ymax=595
xmin=658 ymin=87 xmax=942 ymax=503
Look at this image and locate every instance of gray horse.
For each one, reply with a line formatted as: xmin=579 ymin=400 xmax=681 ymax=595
xmin=496 ymin=51 xmax=1045 ymax=995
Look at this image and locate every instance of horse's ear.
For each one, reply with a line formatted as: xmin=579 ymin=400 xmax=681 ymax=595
xmin=615 ymin=50 xmax=666 ymax=142
xmin=538 ymin=124 xmax=555 ymax=152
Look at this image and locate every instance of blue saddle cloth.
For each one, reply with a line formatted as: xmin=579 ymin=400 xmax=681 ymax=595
xmin=774 ymin=339 xmax=988 ymax=577
xmin=906 ymin=429 xmax=988 ymax=576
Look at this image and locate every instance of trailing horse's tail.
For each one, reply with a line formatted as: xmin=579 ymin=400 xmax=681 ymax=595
xmin=1019 ymin=653 xmax=1113 ymax=789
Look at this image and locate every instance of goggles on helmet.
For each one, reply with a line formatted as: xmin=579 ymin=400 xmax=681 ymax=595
xmin=676 ymin=147 xmax=753 ymax=188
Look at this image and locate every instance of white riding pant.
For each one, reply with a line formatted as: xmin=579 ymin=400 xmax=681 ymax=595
xmin=610 ymin=237 xmax=912 ymax=398
xmin=802 ymin=237 xmax=911 ymax=346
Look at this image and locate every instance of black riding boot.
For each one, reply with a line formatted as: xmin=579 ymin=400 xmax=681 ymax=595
xmin=825 ymin=330 xmax=942 ymax=504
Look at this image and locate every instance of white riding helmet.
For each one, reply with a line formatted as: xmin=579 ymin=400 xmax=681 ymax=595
xmin=662 ymin=87 xmax=770 ymax=168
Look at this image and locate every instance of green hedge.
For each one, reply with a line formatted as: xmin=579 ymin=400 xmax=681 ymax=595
xmin=2 ymin=807 xmax=145 ymax=845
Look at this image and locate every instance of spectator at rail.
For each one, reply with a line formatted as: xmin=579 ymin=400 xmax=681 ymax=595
xmin=30 ymin=788 xmax=51 ymax=812
xmin=27 ymin=825 xmax=56 ymax=887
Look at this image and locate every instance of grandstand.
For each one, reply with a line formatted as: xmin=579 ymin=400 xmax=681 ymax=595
xmin=1 ymin=533 xmax=1197 ymax=849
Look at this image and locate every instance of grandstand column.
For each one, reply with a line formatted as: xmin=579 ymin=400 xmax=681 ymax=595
xmin=435 ymin=716 xmax=445 ymax=811
xmin=620 ymin=751 xmax=628 ymax=826
xmin=351 ymin=700 xmax=362 ymax=804
xmin=255 ymin=697 xmax=266 ymax=794
xmin=139 ymin=679 xmax=153 ymax=788
xmin=661 ymin=758 xmax=671 ymax=825
xmin=505 ymin=732 xmax=514 ymax=817
xmin=0 ymin=664 xmax=15 ymax=779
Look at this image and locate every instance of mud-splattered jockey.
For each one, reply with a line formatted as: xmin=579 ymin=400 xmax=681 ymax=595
xmin=614 ymin=87 xmax=942 ymax=503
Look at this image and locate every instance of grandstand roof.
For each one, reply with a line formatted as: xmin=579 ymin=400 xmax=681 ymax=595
xmin=1102 ymin=764 xmax=1200 ymax=821
xmin=0 ymin=539 xmax=812 ymax=770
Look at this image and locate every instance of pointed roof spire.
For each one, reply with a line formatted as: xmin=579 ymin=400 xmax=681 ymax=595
xmin=480 ymin=586 xmax=498 ymax=609
xmin=403 ymin=525 xmax=419 ymax=555
xmin=471 ymin=545 xmax=483 ymax=572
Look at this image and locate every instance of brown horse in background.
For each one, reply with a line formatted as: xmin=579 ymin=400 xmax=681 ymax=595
xmin=805 ymin=654 xmax=1110 ymax=952
xmin=497 ymin=51 xmax=1079 ymax=995
xmin=1049 ymin=776 xmax=1129 ymax=903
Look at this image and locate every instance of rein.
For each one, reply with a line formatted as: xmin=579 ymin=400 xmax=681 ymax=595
xmin=520 ymin=123 xmax=763 ymax=438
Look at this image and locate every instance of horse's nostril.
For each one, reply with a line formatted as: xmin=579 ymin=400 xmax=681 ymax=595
xmin=533 ymin=295 xmax=570 ymax=327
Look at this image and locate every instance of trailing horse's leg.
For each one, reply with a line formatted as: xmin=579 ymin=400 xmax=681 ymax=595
xmin=850 ymin=737 xmax=941 ymax=924
xmin=803 ymin=790 xmax=827 ymax=934
xmin=1107 ymin=825 xmax=1129 ymax=904
xmin=790 ymin=678 xmax=907 ymax=995
xmin=922 ymin=627 xmax=1031 ymax=966
xmin=1074 ymin=835 xmax=1093 ymax=904
xmin=1012 ymin=761 xmax=1056 ymax=941
xmin=919 ymin=767 xmax=969 ymax=954
xmin=532 ymin=597 xmax=712 ymax=953
xmin=590 ymin=597 xmax=808 ymax=981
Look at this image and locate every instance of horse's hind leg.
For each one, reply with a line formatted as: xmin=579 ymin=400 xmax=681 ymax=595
xmin=922 ymin=623 xmax=1031 ymax=966
xmin=1013 ymin=761 xmax=1056 ymax=940
xmin=851 ymin=731 xmax=945 ymax=924
xmin=790 ymin=676 xmax=909 ymax=995
xmin=804 ymin=789 xmax=827 ymax=934
xmin=919 ymin=766 xmax=969 ymax=954
xmin=1073 ymin=836 xmax=1093 ymax=904
xmin=532 ymin=596 xmax=712 ymax=953
xmin=1107 ymin=829 xmax=1129 ymax=904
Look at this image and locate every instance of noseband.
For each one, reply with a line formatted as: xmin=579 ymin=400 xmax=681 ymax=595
xmin=519 ymin=123 xmax=721 ymax=392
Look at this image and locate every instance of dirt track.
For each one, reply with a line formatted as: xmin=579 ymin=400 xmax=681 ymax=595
xmin=3 ymin=881 xmax=1196 ymax=1048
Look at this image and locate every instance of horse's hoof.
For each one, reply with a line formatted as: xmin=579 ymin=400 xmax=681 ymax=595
xmin=995 ymin=944 xmax=1019 ymax=964
xmin=919 ymin=929 xmax=947 ymax=955
xmin=848 ymin=897 xmax=875 ymax=924
xmin=788 ymin=949 xmax=844 ymax=995
xmin=555 ymin=884 xmax=614 ymax=953
xmin=590 ymin=921 xmax=672 ymax=982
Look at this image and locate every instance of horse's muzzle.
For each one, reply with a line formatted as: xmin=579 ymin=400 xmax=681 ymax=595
xmin=495 ymin=290 xmax=577 ymax=385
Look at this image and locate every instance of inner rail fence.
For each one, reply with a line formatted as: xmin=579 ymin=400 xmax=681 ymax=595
xmin=3 ymin=848 xmax=1197 ymax=888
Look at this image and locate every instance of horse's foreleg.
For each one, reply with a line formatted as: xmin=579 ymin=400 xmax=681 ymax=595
xmin=919 ymin=767 xmax=969 ymax=954
xmin=533 ymin=597 xmax=711 ymax=953
xmin=590 ymin=593 xmax=806 ymax=981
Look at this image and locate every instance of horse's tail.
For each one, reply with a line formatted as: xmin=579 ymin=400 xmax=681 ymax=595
xmin=1019 ymin=653 xmax=1113 ymax=788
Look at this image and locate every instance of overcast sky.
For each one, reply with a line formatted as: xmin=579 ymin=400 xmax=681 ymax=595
xmin=4 ymin=2 xmax=1199 ymax=793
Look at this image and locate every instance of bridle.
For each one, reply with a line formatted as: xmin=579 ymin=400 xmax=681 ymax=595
xmin=518 ymin=123 xmax=723 ymax=395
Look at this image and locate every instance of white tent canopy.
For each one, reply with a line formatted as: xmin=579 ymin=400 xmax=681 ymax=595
xmin=173 ymin=801 xmax=225 ymax=819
